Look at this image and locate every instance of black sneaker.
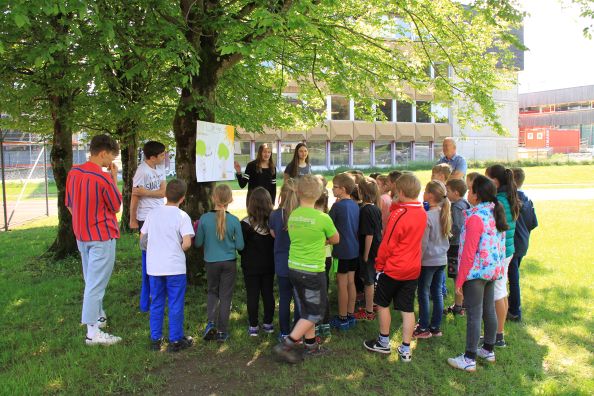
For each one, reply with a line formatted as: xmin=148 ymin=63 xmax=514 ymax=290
xmin=479 ymin=336 xmax=507 ymax=348
xmin=506 ymin=312 xmax=521 ymax=322
xmin=273 ymin=339 xmax=302 ymax=364
xmin=167 ymin=336 xmax=194 ymax=352
xmin=363 ymin=339 xmax=391 ymax=354
xmin=150 ymin=338 xmax=162 ymax=351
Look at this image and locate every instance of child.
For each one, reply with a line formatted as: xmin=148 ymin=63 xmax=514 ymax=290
xmin=130 ymin=141 xmax=167 ymax=312
xmin=508 ymin=168 xmax=538 ymax=322
xmin=240 ymin=187 xmax=275 ymax=336
xmin=414 ymin=181 xmax=451 ymax=339
xmin=329 ymin=173 xmax=360 ymax=330
xmin=447 ymin=175 xmax=507 ymax=372
xmin=273 ymin=175 xmax=339 ymax=363
xmin=431 ymin=163 xmax=452 ymax=183
xmin=363 ymin=172 xmax=427 ymax=362
xmin=140 ymin=180 xmax=195 ymax=352
xmin=387 ymin=170 xmax=403 ymax=206
xmin=269 ymin=179 xmax=300 ymax=340
xmin=376 ymin=175 xmax=393 ymax=233
xmin=314 ymin=176 xmax=332 ymax=339
xmin=353 ymin=177 xmax=383 ymax=321
xmin=444 ymin=178 xmax=471 ymax=316
xmin=195 ymin=184 xmax=245 ymax=342
xmin=485 ymin=164 xmax=520 ymax=347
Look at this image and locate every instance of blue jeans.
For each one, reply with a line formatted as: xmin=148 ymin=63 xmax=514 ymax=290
xmin=140 ymin=250 xmax=150 ymax=312
xmin=418 ymin=265 xmax=445 ymax=330
xmin=277 ymin=275 xmax=300 ymax=335
xmin=149 ymin=274 xmax=187 ymax=342
xmin=508 ymin=254 xmax=523 ymax=318
xmin=441 ymin=271 xmax=448 ymax=296
xmin=77 ymin=239 xmax=117 ymax=324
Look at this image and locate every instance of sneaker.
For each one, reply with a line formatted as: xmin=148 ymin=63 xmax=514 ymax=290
xmin=273 ymin=339 xmax=302 ymax=364
xmin=477 ymin=347 xmax=496 ymax=363
xmin=397 ymin=345 xmax=412 ymax=362
xmin=444 ymin=304 xmax=465 ymax=316
xmin=320 ymin=324 xmax=331 ymax=337
xmin=85 ymin=330 xmax=122 ymax=346
xmin=354 ymin=309 xmax=376 ymax=321
xmin=248 ymin=326 xmax=259 ymax=337
xmin=347 ymin=314 xmax=356 ymax=328
xmin=363 ymin=339 xmax=391 ymax=354
xmin=430 ymin=327 xmax=443 ymax=337
xmin=479 ymin=336 xmax=507 ymax=348
xmin=412 ymin=324 xmax=432 ymax=339
xmin=203 ymin=322 xmax=217 ymax=341
xmin=216 ymin=332 xmax=229 ymax=343
xmin=150 ymin=338 xmax=162 ymax=351
xmin=304 ymin=342 xmax=329 ymax=358
xmin=329 ymin=316 xmax=350 ymax=331
xmin=447 ymin=354 xmax=476 ymax=372
xmin=262 ymin=323 xmax=274 ymax=334
xmin=167 ymin=336 xmax=193 ymax=352
xmin=315 ymin=325 xmax=321 ymax=337
xmin=506 ymin=312 xmax=521 ymax=322
xmin=97 ymin=316 xmax=107 ymax=329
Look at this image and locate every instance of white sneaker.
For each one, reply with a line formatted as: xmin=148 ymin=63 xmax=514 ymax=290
xmin=397 ymin=345 xmax=412 ymax=362
xmin=477 ymin=347 xmax=496 ymax=363
xmin=447 ymin=354 xmax=476 ymax=372
xmin=85 ymin=330 xmax=122 ymax=346
xmin=97 ymin=316 xmax=107 ymax=329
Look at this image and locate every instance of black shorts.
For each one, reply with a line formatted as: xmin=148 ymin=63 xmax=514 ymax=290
xmin=336 ymin=257 xmax=359 ymax=274
xmin=289 ymin=269 xmax=327 ymax=324
xmin=374 ymin=273 xmax=417 ymax=313
xmin=447 ymin=245 xmax=459 ymax=279
xmin=359 ymin=258 xmax=376 ymax=286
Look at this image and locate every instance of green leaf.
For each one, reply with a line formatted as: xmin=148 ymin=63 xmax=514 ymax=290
xmin=14 ymin=13 xmax=30 ymax=28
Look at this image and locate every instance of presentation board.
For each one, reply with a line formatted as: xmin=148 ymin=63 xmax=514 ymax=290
xmin=195 ymin=121 xmax=235 ymax=182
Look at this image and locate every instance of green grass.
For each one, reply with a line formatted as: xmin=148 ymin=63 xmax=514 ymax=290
xmin=0 ymin=198 xmax=593 ymax=395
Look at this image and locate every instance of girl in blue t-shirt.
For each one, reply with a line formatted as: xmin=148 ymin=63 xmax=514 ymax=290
xmin=269 ymin=179 xmax=300 ymax=340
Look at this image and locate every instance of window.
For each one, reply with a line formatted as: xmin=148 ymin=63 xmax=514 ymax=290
xmin=377 ymin=99 xmax=393 ymax=121
xmin=415 ymin=142 xmax=431 ymax=161
xmin=330 ymin=141 xmax=349 ymax=167
xmin=306 ymin=141 xmax=326 ymax=167
xmin=432 ymin=103 xmax=449 ymax=123
xmin=375 ymin=141 xmax=392 ymax=165
xmin=433 ymin=142 xmax=443 ymax=161
xmin=235 ymin=141 xmax=252 ymax=166
xmin=395 ymin=142 xmax=411 ymax=164
xmin=353 ymin=141 xmax=371 ymax=166
xmin=416 ymin=101 xmax=431 ymax=123
xmin=280 ymin=142 xmax=301 ymax=167
xmin=536 ymin=133 xmax=543 ymax=140
xmin=331 ymin=96 xmax=350 ymax=120
xmin=527 ymin=133 xmax=533 ymax=140
xmin=396 ymin=101 xmax=412 ymax=122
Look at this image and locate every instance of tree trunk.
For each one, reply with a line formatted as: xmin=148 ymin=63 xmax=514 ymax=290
xmin=46 ymin=94 xmax=77 ymax=259
xmin=117 ymin=120 xmax=138 ymax=233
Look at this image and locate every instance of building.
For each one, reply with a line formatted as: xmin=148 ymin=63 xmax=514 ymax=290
xmin=519 ymin=85 xmax=594 ymax=157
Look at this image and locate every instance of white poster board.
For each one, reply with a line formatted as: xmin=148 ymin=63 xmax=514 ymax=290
xmin=195 ymin=121 xmax=235 ymax=182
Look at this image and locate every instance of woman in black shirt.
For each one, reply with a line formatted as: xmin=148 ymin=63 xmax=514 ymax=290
xmin=234 ymin=143 xmax=277 ymax=204
xmin=283 ymin=142 xmax=311 ymax=182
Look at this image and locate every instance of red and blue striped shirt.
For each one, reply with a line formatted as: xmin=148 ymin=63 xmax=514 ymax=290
xmin=65 ymin=162 xmax=122 ymax=241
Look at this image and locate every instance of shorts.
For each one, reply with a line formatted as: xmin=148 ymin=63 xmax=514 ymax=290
xmin=374 ymin=273 xmax=417 ymax=313
xmin=494 ymin=255 xmax=513 ymax=301
xmin=359 ymin=258 xmax=376 ymax=286
xmin=447 ymin=245 xmax=459 ymax=279
xmin=336 ymin=257 xmax=359 ymax=274
xmin=289 ymin=269 xmax=327 ymax=324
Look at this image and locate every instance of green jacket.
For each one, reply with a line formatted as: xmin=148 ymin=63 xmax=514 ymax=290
xmin=497 ymin=192 xmax=516 ymax=258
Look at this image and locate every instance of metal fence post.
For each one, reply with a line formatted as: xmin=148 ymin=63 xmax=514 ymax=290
xmin=0 ymin=132 xmax=8 ymax=231
xmin=44 ymin=139 xmax=49 ymax=216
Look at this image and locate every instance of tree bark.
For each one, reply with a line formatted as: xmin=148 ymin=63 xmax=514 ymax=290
xmin=46 ymin=94 xmax=77 ymax=259
xmin=117 ymin=120 xmax=138 ymax=233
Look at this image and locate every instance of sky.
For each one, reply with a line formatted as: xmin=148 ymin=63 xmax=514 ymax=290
xmin=518 ymin=0 xmax=594 ymax=93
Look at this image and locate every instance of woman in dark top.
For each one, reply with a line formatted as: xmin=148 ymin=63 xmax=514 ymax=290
xmin=234 ymin=143 xmax=277 ymax=205
xmin=283 ymin=142 xmax=311 ymax=182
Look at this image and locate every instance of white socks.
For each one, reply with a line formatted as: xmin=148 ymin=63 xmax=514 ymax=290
xmin=87 ymin=324 xmax=99 ymax=338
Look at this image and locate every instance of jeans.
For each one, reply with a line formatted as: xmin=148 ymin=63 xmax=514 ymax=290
xmin=205 ymin=260 xmax=237 ymax=333
xmin=417 ymin=265 xmax=445 ymax=330
xmin=149 ymin=274 xmax=186 ymax=342
xmin=463 ymin=279 xmax=498 ymax=358
xmin=508 ymin=254 xmax=523 ymax=318
xmin=244 ymin=273 xmax=275 ymax=327
xmin=441 ymin=271 xmax=448 ymax=296
xmin=140 ymin=250 xmax=151 ymax=312
xmin=277 ymin=275 xmax=300 ymax=335
xmin=77 ymin=239 xmax=117 ymax=324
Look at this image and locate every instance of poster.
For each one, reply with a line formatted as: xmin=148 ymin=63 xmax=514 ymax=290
xmin=195 ymin=121 xmax=235 ymax=182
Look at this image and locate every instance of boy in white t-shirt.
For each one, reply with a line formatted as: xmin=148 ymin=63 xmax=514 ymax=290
xmin=140 ymin=179 xmax=195 ymax=352
xmin=130 ymin=141 xmax=167 ymax=312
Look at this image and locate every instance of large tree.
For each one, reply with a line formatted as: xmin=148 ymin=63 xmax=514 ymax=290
xmin=150 ymin=0 xmax=523 ymax=278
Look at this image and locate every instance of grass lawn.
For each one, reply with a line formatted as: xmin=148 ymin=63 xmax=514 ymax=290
xmin=1 ymin=198 xmax=593 ymax=395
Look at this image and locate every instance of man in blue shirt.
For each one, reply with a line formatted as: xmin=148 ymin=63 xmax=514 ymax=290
xmin=437 ymin=137 xmax=467 ymax=179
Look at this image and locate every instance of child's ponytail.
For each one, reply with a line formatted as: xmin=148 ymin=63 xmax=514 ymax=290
xmin=504 ymin=168 xmax=521 ymax=220
xmin=426 ymin=180 xmax=452 ymax=238
xmin=213 ymin=184 xmax=233 ymax=240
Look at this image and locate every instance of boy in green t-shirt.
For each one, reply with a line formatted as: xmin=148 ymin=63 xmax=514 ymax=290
xmin=273 ymin=175 xmax=339 ymax=363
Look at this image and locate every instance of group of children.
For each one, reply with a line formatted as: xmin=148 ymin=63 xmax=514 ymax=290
xmin=136 ymin=144 xmax=538 ymax=371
